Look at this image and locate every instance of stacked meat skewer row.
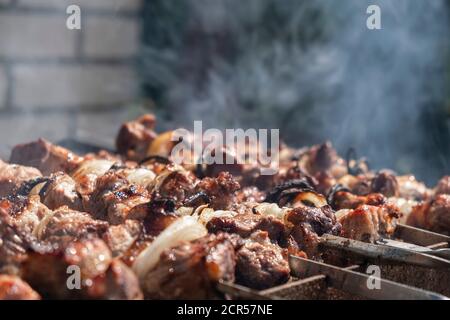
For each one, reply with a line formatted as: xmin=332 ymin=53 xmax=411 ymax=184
xmin=0 ymin=114 xmax=449 ymax=299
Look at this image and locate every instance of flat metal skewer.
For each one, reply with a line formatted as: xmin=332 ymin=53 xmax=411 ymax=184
xmin=394 ymin=223 xmax=450 ymax=247
xmin=320 ymin=234 xmax=450 ymax=269
xmin=289 ymin=256 xmax=449 ymax=300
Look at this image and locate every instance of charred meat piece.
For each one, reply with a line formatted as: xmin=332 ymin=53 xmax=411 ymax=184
xmin=35 ymin=207 xmax=109 ymax=245
xmin=196 ymin=172 xmax=240 ymax=210
xmin=435 ymin=176 xmax=450 ymax=196
xmin=330 ymin=190 xmax=386 ymax=210
xmin=22 ymin=237 xmax=142 ymax=299
xmin=407 ymin=194 xmax=450 ymax=235
xmin=0 ymin=275 xmax=40 ymax=300
xmin=141 ymin=196 xmax=179 ymax=237
xmin=370 ymin=170 xmax=399 ymax=197
xmin=284 ymin=205 xmax=341 ymax=257
xmin=86 ymin=170 xmax=151 ymax=224
xmin=140 ymin=233 xmax=237 ymax=299
xmin=337 ymin=204 xmax=401 ymax=242
xmin=0 ymin=160 xmax=42 ymax=197
xmin=150 ymin=168 xmax=196 ymax=205
xmin=235 ymin=231 xmax=290 ymax=290
xmin=206 ymin=212 xmax=286 ymax=244
xmin=10 ymin=139 xmax=83 ymax=176
xmin=116 ymin=114 xmax=157 ymax=162
xmin=0 ymin=195 xmax=52 ymax=236
xmin=38 ymin=173 xmax=83 ymax=211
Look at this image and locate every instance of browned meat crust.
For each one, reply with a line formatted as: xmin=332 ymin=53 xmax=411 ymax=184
xmin=22 ymin=237 xmax=142 ymax=299
xmin=116 ymin=114 xmax=157 ymax=161
xmin=196 ymin=171 xmax=241 ymax=210
xmin=10 ymin=139 xmax=83 ymax=176
xmin=141 ymin=232 xmax=237 ymax=299
xmin=0 ymin=159 xmax=42 ymax=197
xmin=0 ymin=275 xmax=40 ymax=300
xmin=407 ymin=194 xmax=450 ymax=235
xmin=235 ymin=231 xmax=289 ymax=290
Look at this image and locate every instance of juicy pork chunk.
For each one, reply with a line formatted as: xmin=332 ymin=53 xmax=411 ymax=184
xmin=206 ymin=211 xmax=286 ymax=244
xmin=140 ymin=232 xmax=237 ymax=299
xmin=33 ymin=172 xmax=84 ymax=211
xmin=35 ymin=207 xmax=109 ymax=245
xmin=22 ymin=237 xmax=142 ymax=299
xmin=86 ymin=170 xmax=151 ymax=224
xmin=116 ymin=114 xmax=157 ymax=162
xmin=10 ymin=139 xmax=83 ymax=176
xmin=284 ymin=204 xmax=341 ymax=257
xmin=235 ymin=231 xmax=290 ymax=290
xmin=407 ymin=194 xmax=450 ymax=235
xmin=0 ymin=159 xmax=42 ymax=197
xmin=0 ymin=275 xmax=40 ymax=300
xmin=103 ymin=220 xmax=143 ymax=257
xmin=336 ymin=204 xmax=400 ymax=242
xmin=196 ymin=171 xmax=241 ymax=210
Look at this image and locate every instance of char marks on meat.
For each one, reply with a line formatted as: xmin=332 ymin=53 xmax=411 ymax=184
xmin=0 ymin=160 xmax=42 ymax=197
xmin=141 ymin=232 xmax=237 ymax=299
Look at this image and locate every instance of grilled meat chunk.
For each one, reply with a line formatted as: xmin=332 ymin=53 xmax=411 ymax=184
xmin=140 ymin=232 xmax=237 ymax=299
xmin=0 ymin=160 xmax=42 ymax=197
xmin=284 ymin=204 xmax=341 ymax=256
xmin=337 ymin=204 xmax=400 ymax=242
xmin=116 ymin=114 xmax=157 ymax=162
xmin=38 ymin=173 xmax=83 ymax=211
xmin=0 ymin=212 xmax=29 ymax=274
xmin=103 ymin=220 xmax=143 ymax=257
xmin=0 ymin=275 xmax=40 ymax=300
xmin=206 ymin=212 xmax=286 ymax=244
xmin=35 ymin=207 xmax=109 ymax=245
xmin=371 ymin=170 xmax=399 ymax=197
xmin=235 ymin=231 xmax=289 ymax=290
xmin=407 ymin=194 xmax=450 ymax=235
xmin=22 ymin=237 xmax=142 ymax=299
xmin=10 ymin=139 xmax=83 ymax=176
xmin=86 ymin=170 xmax=150 ymax=224
xmin=196 ymin=172 xmax=241 ymax=210
xmin=435 ymin=176 xmax=450 ymax=196
xmin=331 ymin=191 xmax=386 ymax=210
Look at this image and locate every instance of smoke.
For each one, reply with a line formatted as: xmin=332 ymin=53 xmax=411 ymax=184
xmin=141 ymin=0 xmax=450 ymax=184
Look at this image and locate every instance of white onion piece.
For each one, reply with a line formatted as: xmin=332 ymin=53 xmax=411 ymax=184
xmin=335 ymin=209 xmax=351 ymax=221
xmin=253 ymin=203 xmax=288 ymax=220
xmin=126 ymin=168 xmax=156 ymax=187
xmin=72 ymin=160 xmax=114 ymax=180
xmin=196 ymin=208 xmax=238 ymax=225
xmin=147 ymin=166 xmax=186 ymax=192
xmin=175 ymin=206 xmax=195 ymax=217
xmin=133 ymin=216 xmax=207 ymax=279
xmin=33 ymin=210 xmax=56 ymax=239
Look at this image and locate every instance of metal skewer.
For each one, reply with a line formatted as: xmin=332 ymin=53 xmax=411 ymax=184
xmin=320 ymin=234 xmax=450 ymax=269
xmin=289 ymin=256 xmax=449 ymax=300
xmin=376 ymin=238 xmax=450 ymax=260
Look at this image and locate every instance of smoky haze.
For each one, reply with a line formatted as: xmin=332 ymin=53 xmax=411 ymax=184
xmin=141 ymin=0 xmax=450 ymax=185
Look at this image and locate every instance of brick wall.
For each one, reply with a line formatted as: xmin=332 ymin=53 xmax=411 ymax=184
xmin=0 ymin=0 xmax=143 ymax=158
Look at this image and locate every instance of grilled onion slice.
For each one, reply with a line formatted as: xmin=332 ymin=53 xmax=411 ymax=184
xmin=133 ymin=216 xmax=207 ymax=279
xmin=72 ymin=159 xmax=114 ymax=181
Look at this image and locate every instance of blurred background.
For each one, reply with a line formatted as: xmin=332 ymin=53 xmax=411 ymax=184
xmin=0 ymin=0 xmax=449 ymax=185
